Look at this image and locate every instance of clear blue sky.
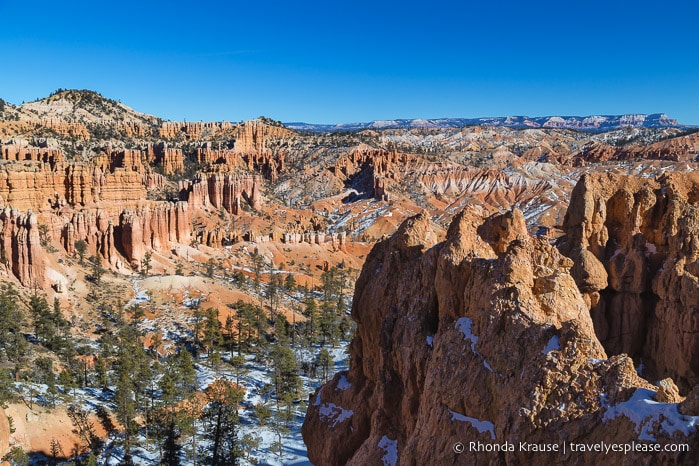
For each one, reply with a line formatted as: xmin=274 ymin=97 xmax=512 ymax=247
xmin=1 ymin=0 xmax=697 ymax=124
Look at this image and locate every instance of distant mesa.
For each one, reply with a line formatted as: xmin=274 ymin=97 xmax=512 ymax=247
xmin=286 ymin=113 xmax=683 ymax=133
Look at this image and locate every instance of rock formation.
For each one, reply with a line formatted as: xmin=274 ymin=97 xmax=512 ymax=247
xmin=0 ymin=140 xmax=64 ymax=166
xmin=159 ymin=121 xmax=236 ymax=140
xmin=181 ymin=172 xmax=261 ymax=215
xmin=119 ymin=201 xmax=190 ymax=267
xmin=62 ymin=210 xmax=118 ymax=266
xmin=0 ymin=208 xmax=44 ymax=287
xmin=303 ymin=208 xmax=699 ymax=465
xmin=0 ymin=162 xmax=146 ymax=211
xmin=95 ymin=143 xmax=184 ymax=175
xmin=559 ymin=171 xmax=699 ymax=391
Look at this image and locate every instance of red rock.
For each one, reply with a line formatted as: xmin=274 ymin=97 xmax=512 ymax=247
xmin=0 ymin=208 xmax=44 ymax=287
xmin=303 ymin=209 xmax=698 ymax=465
xmin=559 ymin=171 xmax=699 ymax=390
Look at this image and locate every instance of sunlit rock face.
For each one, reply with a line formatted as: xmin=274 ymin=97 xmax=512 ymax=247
xmin=303 ymin=206 xmax=699 ymax=465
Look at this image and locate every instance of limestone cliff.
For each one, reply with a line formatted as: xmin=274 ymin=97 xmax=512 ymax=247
xmin=303 ymin=209 xmax=699 ymax=465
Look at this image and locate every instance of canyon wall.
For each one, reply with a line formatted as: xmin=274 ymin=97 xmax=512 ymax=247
xmin=181 ymin=172 xmax=261 ymax=215
xmin=559 ymin=171 xmax=699 ymax=391
xmin=0 ymin=208 xmax=44 ymax=287
xmin=303 ymin=208 xmax=699 ymax=465
xmin=119 ymin=201 xmax=190 ymax=267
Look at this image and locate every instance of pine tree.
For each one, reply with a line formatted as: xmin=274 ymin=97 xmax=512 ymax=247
xmin=271 ymin=345 xmax=301 ymax=401
xmin=88 ymin=255 xmax=105 ymax=284
xmin=202 ymin=380 xmax=244 ymax=466
xmin=74 ymin=239 xmax=88 ymax=264
xmin=161 ymin=420 xmax=182 ymax=466
xmin=203 ymin=308 xmax=222 ymax=368
xmin=29 ymin=293 xmax=51 ymax=346
xmin=302 ymin=293 xmax=319 ymax=346
xmin=141 ymin=251 xmax=153 ymax=277
xmin=318 ymin=348 xmax=333 ymax=383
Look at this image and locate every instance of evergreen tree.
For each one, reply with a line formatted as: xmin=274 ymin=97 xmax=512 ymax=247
xmin=203 ymin=308 xmax=222 ymax=368
xmin=266 ymin=265 xmax=282 ymax=323
xmin=141 ymin=251 xmax=153 ymax=277
xmin=88 ymin=255 xmax=105 ymax=284
xmin=201 ymin=380 xmax=244 ymax=466
xmin=302 ymin=293 xmax=319 ymax=345
xmin=161 ymin=420 xmax=182 ymax=466
xmin=29 ymin=293 xmax=51 ymax=346
xmin=230 ymin=354 xmax=248 ymax=387
xmin=0 ymin=283 xmax=22 ymax=336
xmin=0 ymin=368 xmax=16 ymax=407
xmin=74 ymin=239 xmax=88 ymax=264
xmin=271 ymin=345 xmax=301 ymax=401
xmin=318 ymin=348 xmax=333 ymax=383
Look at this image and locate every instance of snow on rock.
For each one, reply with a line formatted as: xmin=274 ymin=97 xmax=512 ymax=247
xmin=449 ymin=409 xmax=496 ymax=440
xmin=319 ymin=403 xmax=354 ymax=427
xmin=455 ymin=317 xmax=496 ymax=372
xmin=378 ymin=435 xmax=398 ymax=466
xmin=542 ymin=335 xmax=560 ymax=355
xmin=602 ymin=388 xmax=699 ymax=441
xmin=455 ymin=317 xmax=478 ymax=352
xmin=337 ymin=374 xmax=351 ymax=391
xmin=313 ymin=386 xmax=324 ymax=406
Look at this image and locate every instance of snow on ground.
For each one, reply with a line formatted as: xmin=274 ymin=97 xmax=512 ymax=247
xmin=65 ymin=339 xmax=352 ymax=466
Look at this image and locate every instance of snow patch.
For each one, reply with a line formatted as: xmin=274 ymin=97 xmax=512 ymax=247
xmin=542 ymin=335 xmax=560 ymax=355
xmin=378 ymin=436 xmax=398 ymax=466
xmin=645 ymin=242 xmax=657 ymax=257
xmin=602 ymin=388 xmax=699 ymax=441
xmin=455 ymin=317 xmax=478 ymax=352
xmin=337 ymin=374 xmax=351 ymax=391
xmin=319 ymin=403 xmax=353 ymax=427
xmin=449 ymin=409 xmax=496 ymax=440
xmin=454 ymin=317 xmax=496 ymax=373
xmin=313 ymin=386 xmax=324 ymax=406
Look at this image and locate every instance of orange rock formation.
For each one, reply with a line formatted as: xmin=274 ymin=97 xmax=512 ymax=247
xmin=303 ymin=208 xmax=699 ymax=465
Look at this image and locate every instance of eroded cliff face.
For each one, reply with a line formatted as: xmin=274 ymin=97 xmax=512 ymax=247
xmin=0 ymin=208 xmax=44 ymax=287
xmin=303 ymin=208 xmax=699 ymax=465
xmin=559 ymin=172 xmax=699 ymax=391
xmin=119 ymin=201 xmax=190 ymax=267
xmin=181 ymin=172 xmax=261 ymax=215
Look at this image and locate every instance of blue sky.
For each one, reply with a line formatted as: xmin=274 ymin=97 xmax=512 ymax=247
xmin=1 ymin=0 xmax=697 ymax=124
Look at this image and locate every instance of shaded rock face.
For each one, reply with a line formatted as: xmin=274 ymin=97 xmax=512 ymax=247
xmin=62 ymin=210 xmax=117 ymax=266
xmin=303 ymin=209 xmax=699 ymax=465
xmin=559 ymin=172 xmax=699 ymax=390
